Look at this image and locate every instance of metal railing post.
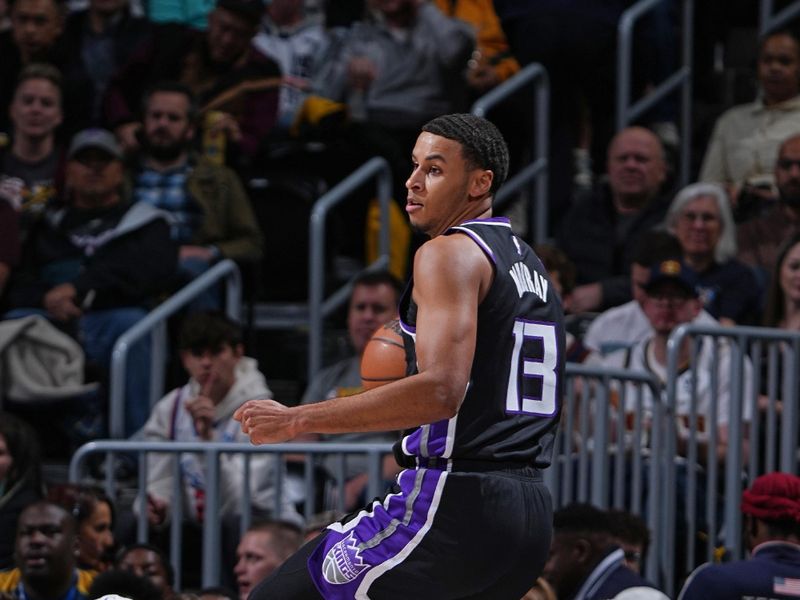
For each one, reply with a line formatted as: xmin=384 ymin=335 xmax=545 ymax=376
xmin=617 ymin=0 xmax=694 ymax=187
xmin=471 ymin=63 xmax=550 ymax=244
xmin=760 ymin=0 xmax=800 ymax=35
xmin=308 ymin=157 xmax=392 ymax=382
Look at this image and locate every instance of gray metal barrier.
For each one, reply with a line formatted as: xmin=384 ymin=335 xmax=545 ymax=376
xmin=69 ymin=440 xmax=393 ymax=589
xmin=617 ymin=0 xmax=694 ymax=186
xmin=471 ymin=63 xmax=550 ymax=245
xmin=109 ymin=260 xmax=242 ymax=439
xmin=307 ymin=157 xmax=391 ymax=382
xmin=662 ymin=323 xmax=800 ymax=596
xmin=760 ymin=0 xmax=800 ymax=35
xmin=554 ymin=362 xmax=666 ymax=585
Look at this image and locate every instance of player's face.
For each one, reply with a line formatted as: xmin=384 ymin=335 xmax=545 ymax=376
xmin=642 ymin=281 xmax=699 ymax=335
xmin=758 ymin=33 xmax=800 ymax=104
xmin=673 ymin=195 xmax=722 ymax=261
xmin=779 ymin=241 xmax=800 ymax=305
xmin=234 ymin=531 xmax=282 ymax=600
xmin=10 ymin=77 xmax=62 ymax=139
xmin=180 ymin=343 xmax=242 ymax=392
xmin=406 ymin=132 xmax=478 ymax=237
xmin=348 ymin=283 xmax=399 ymax=354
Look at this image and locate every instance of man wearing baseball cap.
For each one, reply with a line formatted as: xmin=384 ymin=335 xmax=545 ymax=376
xmin=4 ymin=128 xmax=178 ymax=438
xmin=679 ymin=472 xmax=800 ymax=599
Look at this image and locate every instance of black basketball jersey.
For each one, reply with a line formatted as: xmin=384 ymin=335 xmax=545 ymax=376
xmin=397 ymin=217 xmax=564 ymax=468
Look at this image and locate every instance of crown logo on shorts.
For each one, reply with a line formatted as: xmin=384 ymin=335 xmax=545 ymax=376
xmin=321 ymin=533 xmax=370 ymax=584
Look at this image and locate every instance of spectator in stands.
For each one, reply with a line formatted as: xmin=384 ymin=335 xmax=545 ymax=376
xmin=139 ymin=312 xmax=298 ymax=528
xmin=251 ymin=0 xmax=327 ymax=132
xmin=764 ymin=232 xmax=800 ymax=331
xmin=582 ymin=231 xmax=718 ymax=358
xmin=678 ymin=472 xmax=800 ymax=599
xmin=0 ymin=501 xmax=95 ymax=600
xmin=132 ymin=83 xmax=263 ymax=310
xmin=600 ymin=259 xmax=753 ymax=463
xmin=233 ymin=521 xmax=303 ymax=600
xmin=665 ymin=182 xmax=762 ymax=325
xmin=606 ymin=509 xmax=650 ymax=575
xmin=4 ymin=128 xmax=178 ymax=437
xmin=297 ymin=270 xmax=402 ymax=510
xmin=0 ymin=63 xmax=65 ymax=228
xmin=198 ymin=587 xmax=236 ymax=600
xmin=0 ymin=412 xmax=43 ymax=570
xmin=557 ymin=127 xmax=670 ymax=313
xmin=700 ymin=29 xmax=800 ymax=206
xmin=432 ymin=0 xmax=519 ymax=95
xmin=106 ymin=0 xmax=281 ymax=165
xmin=738 ymin=133 xmax=800 ymax=274
xmin=313 ymin=0 xmax=474 ymax=144
xmin=47 ymin=484 xmax=115 ymax=574
xmin=117 ymin=544 xmax=175 ymax=600
xmin=0 ymin=0 xmax=64 ymax=134
xmin=59 ymin=0 xmax=152 ymax=132
xmin=542 ymin=503 xmax=667 ymax=600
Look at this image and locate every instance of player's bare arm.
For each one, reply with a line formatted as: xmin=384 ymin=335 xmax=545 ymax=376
xmin=234 ymin=234 xmax=493 ymax=444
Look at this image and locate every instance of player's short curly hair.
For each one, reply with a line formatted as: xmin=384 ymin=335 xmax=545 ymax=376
xmin=422 ymin=114 xmax=509 ymax=196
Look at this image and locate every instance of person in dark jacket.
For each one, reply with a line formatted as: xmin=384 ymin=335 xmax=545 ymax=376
xmin=679 ymin=472 xmax=800 ymax=600
xmin=557 ymin=127 xmax=670 ymax=313
xmin=542 ymin=503 xmax=667 ymax=600
xmin=4 ymin=128 xmax=178 ymax=437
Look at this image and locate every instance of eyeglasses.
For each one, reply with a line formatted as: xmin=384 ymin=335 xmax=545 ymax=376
xmin=647 ymin=294 xmax=692 ymax=308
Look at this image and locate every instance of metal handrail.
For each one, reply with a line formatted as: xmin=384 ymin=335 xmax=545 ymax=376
xmin=69 ymin=440 xmax=394 ymax=589
xmin=617 ymin=0 xmax=694 ymax=186
xmin=760 ymin=0 xmax=800 ymax=35
xmin=109 ymin=259 xmax=242 ymax=438
xmin=664 ymin=323 xmax=800 ymax=595
xmin=471 ymin=63 xmax=550 ymax=244
xmin=307 ymin=157 xmax=391 ymax=382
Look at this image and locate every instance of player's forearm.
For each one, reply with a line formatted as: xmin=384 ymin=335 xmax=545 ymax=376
xmin=295 ymin=371 xmax=463 ymax=435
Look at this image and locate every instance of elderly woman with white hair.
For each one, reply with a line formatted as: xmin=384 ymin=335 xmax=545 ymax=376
xmin=666 ymin=182 xmax=763 ymax=325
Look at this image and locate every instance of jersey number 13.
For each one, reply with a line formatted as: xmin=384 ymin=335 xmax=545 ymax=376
xmin=505 ymin=319 xmax=558 ymax=416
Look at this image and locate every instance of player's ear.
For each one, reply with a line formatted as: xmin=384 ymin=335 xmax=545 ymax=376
xmin=469 ymin=169 xmax=493 ymax=198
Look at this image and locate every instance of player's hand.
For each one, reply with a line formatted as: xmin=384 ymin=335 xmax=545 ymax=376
xmin=147 ymin=494 xmax=168 ymax=526
xmin=234 ymin=399 xmax=298 ymax=444
xmin=44 ymin=283 xmax=82 ymax=322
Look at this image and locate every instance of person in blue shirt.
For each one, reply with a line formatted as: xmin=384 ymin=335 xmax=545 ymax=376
xmin=679 ymin=471 xmax=800 ymax=600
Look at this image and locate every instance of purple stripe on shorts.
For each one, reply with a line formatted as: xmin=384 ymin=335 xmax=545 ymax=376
xmin=307 ymin=469 xmax=446 ymax=598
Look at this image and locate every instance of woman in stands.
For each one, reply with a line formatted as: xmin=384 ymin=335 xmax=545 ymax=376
xmin=764 ymin=232 xmax=800 ymax=330
xmin=0 ymin=412 xmax=44 ymax=569
xmin=48 ymin=483 xmax=116 ymax=573
xmin=666 ymin=182 xmax=763 ymax=325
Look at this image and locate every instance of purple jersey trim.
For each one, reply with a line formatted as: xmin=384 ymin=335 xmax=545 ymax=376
xmin=459 ymin=216 xmax=511 ymax=226
xmin=307 ymin=468 xmax=448 ymax=598
xmin=399 ymin=318 xmax=416 ymax=336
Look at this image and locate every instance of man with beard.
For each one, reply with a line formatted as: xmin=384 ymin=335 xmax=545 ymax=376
xmin=737 ymin=133 xmax=800 ymax=275
xmin=132 ymin=83 xmax=262 ymax=310
xmin=557 ymin=126 xmax=671 ymax=312
xmin=0 ymin=501 xmax=95 ymax=600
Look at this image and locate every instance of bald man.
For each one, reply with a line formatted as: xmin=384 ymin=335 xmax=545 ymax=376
xmin=679 ymin=472 xmax=800 ymax=599
xmin=557 ymin=126 xmax=670 ymax=312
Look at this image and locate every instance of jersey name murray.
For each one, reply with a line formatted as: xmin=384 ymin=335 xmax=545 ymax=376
xmin=509 ymin=260 xmax=548 ymax=302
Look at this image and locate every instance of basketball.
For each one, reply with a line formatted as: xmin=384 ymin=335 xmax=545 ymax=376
xmin=360 ymin=319 xmax=407 ymax=390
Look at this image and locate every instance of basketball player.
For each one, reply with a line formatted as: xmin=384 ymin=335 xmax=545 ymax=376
xmin=234 ymin=113 xmax=565 ymax=598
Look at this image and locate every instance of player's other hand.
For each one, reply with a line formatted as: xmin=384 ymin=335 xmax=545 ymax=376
xmin=234 ymin=399 xmax=297 ymax=444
